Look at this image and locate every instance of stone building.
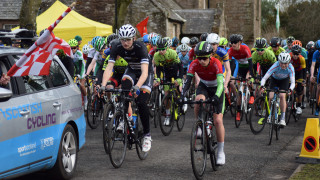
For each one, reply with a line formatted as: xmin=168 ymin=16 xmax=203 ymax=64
xmin=0 ymin=0 xmax=22 ymax=30
xmin=0 ymin=0 xmax=261 ymax=44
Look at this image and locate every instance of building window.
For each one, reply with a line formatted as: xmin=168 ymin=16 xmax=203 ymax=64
xmin=3 ymin=24 xmax=18 ymax=30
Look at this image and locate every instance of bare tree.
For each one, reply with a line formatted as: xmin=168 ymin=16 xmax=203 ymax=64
xmin=113 ymin=0 xmax=132 ymax=33
xmin=19 ymin=0 xmax=42 ymax=30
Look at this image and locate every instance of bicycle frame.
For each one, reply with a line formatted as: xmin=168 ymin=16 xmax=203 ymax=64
xmin=238 ymin=80 xmax=250 ymax=113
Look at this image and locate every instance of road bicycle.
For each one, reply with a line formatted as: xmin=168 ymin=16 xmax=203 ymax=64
xmin=147 ymin=79 xmax=163 ymax=128
xmin=85 ymin=76 xmax=106 ymax=129
xmin=231 ymin=77 xmax=253 ymax=128
xmin=224 ymin=82 xmax=236 ymax=117
xmin=159 ymin=78 xmax=186 ymax=136
xmin=181 ymin=99 xmax=218 ymax=180
xmin=104 ymin=88 xmax=147 ymax=168
xmin=286 ymin=81 xmax=304 ymax=124
xmin=266 ymin=87 xmax=287 ymax=145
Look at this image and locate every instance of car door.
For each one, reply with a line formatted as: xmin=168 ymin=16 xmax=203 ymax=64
xmin=22 ymin=73 xmax=62 ymax=167
xmin=0 ymin=56 xmax=34 ymax=177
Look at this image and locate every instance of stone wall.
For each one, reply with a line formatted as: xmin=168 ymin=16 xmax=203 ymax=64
xmin=213 ymin=0 xmax=260 ymax=45
xmin=125 ymin=0 xmax=167 ymax=37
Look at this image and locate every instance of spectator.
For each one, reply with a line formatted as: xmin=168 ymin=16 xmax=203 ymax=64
xmin=0 ymin=68 xmax=10 ymax=88
xmin=75 ymin=35 xmax=82 ymax=46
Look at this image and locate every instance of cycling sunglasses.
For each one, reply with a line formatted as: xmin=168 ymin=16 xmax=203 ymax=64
xmin=293 ymin=52 xmax=300 ymax=56
xmin=71 ymin=47 xmax=77 ymax=50
xmin=197 ymin=56 xmax=209 ymax=61
xmin=157 ymin=48 xmax=166 ymax=51
xmin=230 ymin=41 xmax=239 ymax=44
xmin=256 ymin=48 xmax=265 ymax=52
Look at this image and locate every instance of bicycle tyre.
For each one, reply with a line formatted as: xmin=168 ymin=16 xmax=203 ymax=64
xmin=135 ymin=113 xmax=148 ymax=160
xmin=206 ymin=114 xmax=218 ymax=171
xmin=268 ymin=103 xmax=275 ymax=145
xmin=249 ymin=96 xmax=267 ymax=135
xmin=108 ymin=111 xmax=127 ymax=168
xmin=153 ymin=89 xmax=161 ymax=128
xmin=159 ymin=94 xmax=174 ymax=136
xmin=190 ymin=120 xmax=207 ymax=180
xmin=102 ymin=103 xmax=114 ymax=154
xmin=87 ymin=95 xmax=101 ymax=129
xmin=176 ymin=105 xmax=186 ymax=132
xmin=275 ymin=105 xmax=280 ymax=141
xmin=286 ymin=95 xmax=293 ymax=125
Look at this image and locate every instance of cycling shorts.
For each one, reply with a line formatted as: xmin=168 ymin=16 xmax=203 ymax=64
xmin=196 ymin=82 xmax=225 ymax=114
xmin=107 ymin=72 xmax=124 ymax=88
xmin=122 ymin=67 xmax=154 ymax=93
xmin=238 ymin=66 xmax=249 ymax=79
xmin=270 ymin=77 xmax=289 ymax=91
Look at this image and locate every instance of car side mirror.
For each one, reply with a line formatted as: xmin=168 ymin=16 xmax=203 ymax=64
xmin=0 ymin=87 xmax=12 ymax=102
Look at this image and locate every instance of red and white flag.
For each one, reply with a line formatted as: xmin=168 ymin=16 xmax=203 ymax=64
xmin=136 ymin=17 xmax=149 ymax=37
xmin=7 ymin=4 xmax=74 ymax=77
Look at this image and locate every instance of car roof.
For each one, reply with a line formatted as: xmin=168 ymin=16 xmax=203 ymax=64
xmin=0 ymin=46 xmax=26 ymax=55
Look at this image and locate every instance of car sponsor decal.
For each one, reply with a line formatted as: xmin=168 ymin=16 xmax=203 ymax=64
xmin=0 ymin=102 xmax=42 ymax=120
xmin=27 ymin=113 xmax=56 ymax=129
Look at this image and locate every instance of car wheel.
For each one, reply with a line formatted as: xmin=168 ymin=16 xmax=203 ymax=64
xmin=51 ymin=124 xmax=78 ymax=179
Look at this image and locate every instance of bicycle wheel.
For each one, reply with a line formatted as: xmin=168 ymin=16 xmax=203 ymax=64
xmin=268 ymin=103 xmax=275 ymax=145
xmin=275 ymin=107 xmax=281 ymax=140
xmin=190 ymin=120 xmax=207 ymax=179
xmin=148 ymin=88 xmax=156 ymax=121
xmin=159 ymin=94 xmax=174 ymax=136
xmin=87 ymin=95 xmax=101 ymax=129
xmin=153 ymin=89 xmax=161 ymax=128
xmin=286 ymin=94 xmax=293 ymax=125
xmin=176 ymin=105 xmax=186 ymax=132
xmin=85 ymin=83 xmax=92 ymax=112
xmin=153 ymin=92 xmax=162 ymax=129
xmin=206 ymin=114 xmax=218 ymax=171
xmin=108 ymin=111 xmax=127 ymax=168
xmin=102 ymin=103 xmax=114 ymax=154
xmin=135 ymin=114 xmax=148 ymax=160
xmin=249 ymin=96 xmax=267 ymax=135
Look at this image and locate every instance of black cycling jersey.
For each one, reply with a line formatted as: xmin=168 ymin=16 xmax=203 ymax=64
xmin=109 ymin=41 xmax=152 ymax=71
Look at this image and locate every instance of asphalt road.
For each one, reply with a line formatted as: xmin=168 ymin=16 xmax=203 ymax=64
xmin=21 ymin=105 xmax=313 ymax=180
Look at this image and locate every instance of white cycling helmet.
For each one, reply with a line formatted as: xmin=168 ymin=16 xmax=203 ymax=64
xmin=181 ymin=37 xmax=190 ymax=44
xmin=206 ymin=33 xmax=220 ymax=44
xmin=118 ymin=24 xmax=136 ymax=39
xmin=163 ymin=37 xmax=172 ymax=47
xmin=82 ymin=44 xmax=90 ymax=55
xmin=278 ymin=52 xmax=291 ymax=64
xmin=180 ymin=43 xmax=189 ymax=52
xmin=148 ymin=32 xmax=158 ymax=42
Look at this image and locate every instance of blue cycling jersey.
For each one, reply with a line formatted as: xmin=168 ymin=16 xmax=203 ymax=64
xmin=265 ymin=61 xmax=295 ymax=80
xmin=312 ymin=50 xmax=320 ymax=63
xmin=178 ymin=52 xmax=190 ymax=68
xmin=261 ymin=61 xmax=295 ymax=90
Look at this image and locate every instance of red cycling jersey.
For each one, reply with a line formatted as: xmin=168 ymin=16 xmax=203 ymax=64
xmin=188 ymin=48 xmax=195 ymax=60
xmin=228 ymin=45 xmax=252 ymax=65
xmin=188 ymin=57 xmax=223 ymax=87
xmin=149 ymin=47 xmax=156 ymax=57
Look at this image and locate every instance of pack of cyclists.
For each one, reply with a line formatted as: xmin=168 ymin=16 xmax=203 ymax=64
xmin=55 ymin=24 xmax=320 ymax=172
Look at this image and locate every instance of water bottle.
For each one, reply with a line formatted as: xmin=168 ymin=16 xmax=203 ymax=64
xmin=206 ymin=121 xmax=213 ymax=138
xmin=132 ymin=113 xmax=137 ymax=129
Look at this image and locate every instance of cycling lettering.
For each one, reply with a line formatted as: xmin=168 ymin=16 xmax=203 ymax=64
xmin=0 ymin=102 xmax=42 ymax=120
xmin=27 ymin=113 xmax=56 ymax=129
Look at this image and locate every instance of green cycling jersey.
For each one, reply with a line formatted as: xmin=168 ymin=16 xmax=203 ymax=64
xmin=102 ymin=55 xmax=128 ymax=73
xmin=153 ymin=48 xmax=180 ymax=66
xmin=267 ymin=46 xmax=285 ymax=57
xmin=252 ymin=48 xmax=277 ymax=66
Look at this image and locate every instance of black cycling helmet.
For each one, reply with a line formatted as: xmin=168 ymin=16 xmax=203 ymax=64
xmin=156 ymin=38 xmax=169 ymax=49
xmin=229 ymin=34 xmax=242 ymax=43
xmin=306 ymin=41 xmax=315 ymax=50
xmin=107 ymin=34 xmax=119 ymax=47
xmin=287 ymin=36 xmax=295 ymax=44
xmin=172 ymin=37 xmax=179 ymax=47
xmin=200 ymin=33 xmax=209 ymax=41
xmin=270 ymin=37 xmax=281 ymax=47
xmin=291 ymin=45 xmax=302 ymax=54
xmin=195 ymin=41 xmax=213 ymax=57
xmin=254 ymin=37 xmax=267 ymax=48
xmin=315 ymin=40 xmax=320 ymax=50
xmin=190 ymin=37 xmax=199 ymax=46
